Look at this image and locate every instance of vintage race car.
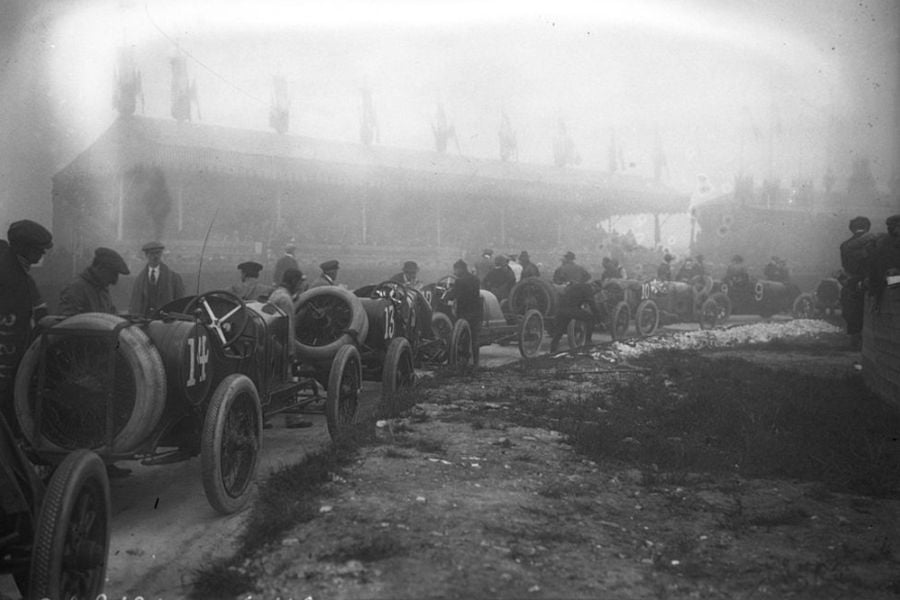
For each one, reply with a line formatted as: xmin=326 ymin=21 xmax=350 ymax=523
xmin=14 ymin=290 xmax=360 ymax=515
xmin=713 ymin=277 xmax=802 ymax=319
xmin=294 ymin=282 xmax=422 ymax=401
xmin=423 ymin=277 xmax=545 ymax=361
xmin=790 ymin=277 xmax=841 ymax=319
xmin=1 ymin=415 xmax=110 ymax=600
xmin=507 ymin=278 xmax=636 ymax=346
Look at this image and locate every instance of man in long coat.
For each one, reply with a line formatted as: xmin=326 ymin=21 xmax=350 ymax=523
xmin=129 ymin=241 xmax=185 ymax=317
xmin=273 ymin=243 xmax=300 ymax=286
xmin=0 ymin=220 xmax=53 ymax=434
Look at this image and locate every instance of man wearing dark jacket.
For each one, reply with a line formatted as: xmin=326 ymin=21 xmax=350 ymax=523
xmin=553 ymin=251 xmax=591 ymax=284
xmin=231 ymin=261 xmax=274 ymax=301
xmin=519 ymin=251 xmax=540 ymax=279
xmin=482 ymin=255 xmax=516 ymax=303
xmin=129 ymin=241 xmax=185 ymax=316
xmin=0 ymin=220 xmax=53 ymax=434
xmin=549 ymin=282 xmax=604 ymax=353
xmin=840 ymin=216 xmax=876 ymax=348
xmin=443 ymin=259 xmax=483 ymax=365
xmin=273 ymin=243 xmax=300 ymax=286
xmin=59 ymin=247 xmax=130 ymax=316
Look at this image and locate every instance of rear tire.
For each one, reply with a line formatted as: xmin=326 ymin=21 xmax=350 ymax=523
xmin=29 ymin=450 xmax=110 ymax=600
xmin=449 ymin=318 xmax=472 ymax=366
xmin=518 ymin=309 xmax=544 ymax=358
xmin=566 ymin=319 xmax=587 ymax=350
xmin=635 ymin=299 xmax=660 ymax=337
xmin=326 ymin=345 xmax=361 ymax=440
xmin=201 ymin=374 xmax=262 ymax=515
xmin=610 ymin=301 xmax=630 ymax=341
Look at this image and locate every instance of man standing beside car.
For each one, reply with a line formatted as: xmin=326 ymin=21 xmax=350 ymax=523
xmin=59 ymin=247 xmax=130 ymax=316
xmin=443 ymin=259 xmax=483 ymax=366
xmin=0 ymin=220 xmax=53 ymax=435
xmin=549 ymin=281 xmax=605 ymax=354
xmin=129 ymin=241 xmax=185 ymax=317
xmin=310 ymin=259 xmax=340 ymax=288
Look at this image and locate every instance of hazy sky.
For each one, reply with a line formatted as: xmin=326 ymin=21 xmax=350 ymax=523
xmin=2 ymin=0 xmax=898 ymax=224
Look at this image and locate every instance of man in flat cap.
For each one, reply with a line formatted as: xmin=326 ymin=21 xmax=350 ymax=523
xmin=553 ymin=251 xmax=591 ymax=285
xmin=390 ymin=261 xmax=422 ymax=289
xmin=273 ymin=242 xmax=300 ymax=287
xmin=59 ymin=247 xmax=130 ymax=316
xmin=231 ymin=261 xmax=273 ymax=301
xmin=129 ymin=241 xmax=185 ymax=317
xmin=310 ymin=259 xmax=340 ymax=288
xmin=0 ymin=219 xmax=53 ymax=433
xmin=839 ymin=216 xmax=876 ymax=348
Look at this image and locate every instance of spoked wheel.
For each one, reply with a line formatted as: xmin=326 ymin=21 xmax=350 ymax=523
xmin=29 ymin=450 xmax=110 ymax=600
xmin=792 ymin=293 xmax=816 ymax=319
xmin=566 ymin=319 xmax=587 ymax=350
xmin=448 ymin=318 xmax=472 ymax=366
xmin=635 ymin=299 xmax=660 ymax=337
xmin=609 ymin=301 xmax=631 ymax=341
xmin=326 ymin=345 xmax=361 ymax=440
xmin=428 ymin=312 xmax=454 ymax=363
xmin=382 ymin=337 xmax=416 ymax=415
xmin=201 ymin=374 xmax=262 ymax=514
xmin=518 ymin=309 xmax=544 ymax=358
xmin=184 ymin=291 xmax=250 ymax=350
xmin=699 ymin=293 xmax=732 ymax=330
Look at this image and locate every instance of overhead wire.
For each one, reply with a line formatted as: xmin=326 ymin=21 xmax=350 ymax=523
xmin=142 ymin=2 xmax=269 ymax=108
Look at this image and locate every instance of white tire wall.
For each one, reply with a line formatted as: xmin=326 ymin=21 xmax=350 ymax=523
xmin=14 ymin=313 xmax=166 ymax=455
xmin=294 ymin=286 xmax=369 ymax=361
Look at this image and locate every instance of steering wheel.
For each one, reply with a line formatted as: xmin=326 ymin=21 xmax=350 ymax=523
xmin=184 ymin=290 xmax=250 ymax=349
xmin=374 ymin=281 xmax=408 ymax=304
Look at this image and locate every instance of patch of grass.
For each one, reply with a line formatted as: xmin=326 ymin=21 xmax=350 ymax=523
xmin=508 ymin=348 xmax=900 ymax=497
xmin=396 ymin=436 xmax=446 ymax=455
xmin=320 ymin=532 xmax=408 ymax=563
xmin=384 ymin=447 xmax=412 ymax=459
xmin=191 ymin=563 xmax=256 ymax=600
xmin=190 ymin=422 xmax=375 ymax=599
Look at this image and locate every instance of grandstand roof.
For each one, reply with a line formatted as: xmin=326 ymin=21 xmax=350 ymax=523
xmin=55 ymin=116 xmax=688 ymax=216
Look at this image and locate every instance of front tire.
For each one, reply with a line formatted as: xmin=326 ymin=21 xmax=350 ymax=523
xmin=382 ymin=337 xmax=416 ymax=415
xmin=430 ymin=312 xmax=454 ymax=363
xmin=326 ymin=345 xmax=362 ymax=440
xmin=29 ymin=450 xmax=110 ymax=600
xmin=448 ymin=318 xmax=472 ymax=366
xmin=201 ymin=374 xmax=262 ymax=515
xmin=518 ymin=309 xmax=544 ymax=358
